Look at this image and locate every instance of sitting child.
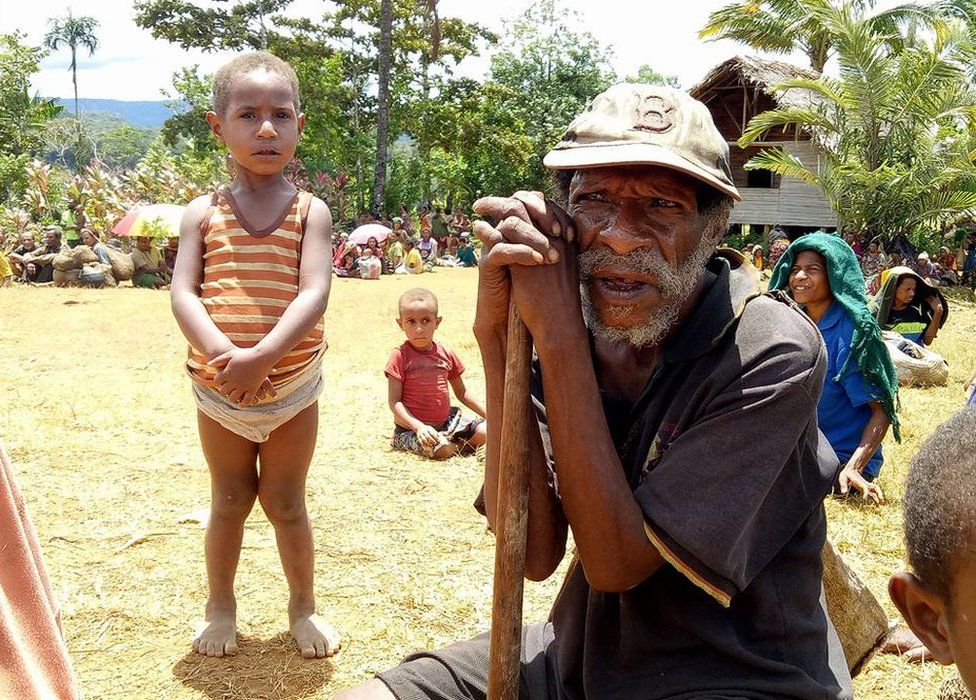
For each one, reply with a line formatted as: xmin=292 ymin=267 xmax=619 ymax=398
xmin=358 ymin=247 xmax=381 ymax=279
xmin=889 ymin=407 xmax=976 ymax=694
xmin=385 ymin=288 xmax=486 ymax=459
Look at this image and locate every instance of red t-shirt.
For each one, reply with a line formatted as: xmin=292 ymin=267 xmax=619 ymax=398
xmin=384 ymin=341 xmax=464 ymax=425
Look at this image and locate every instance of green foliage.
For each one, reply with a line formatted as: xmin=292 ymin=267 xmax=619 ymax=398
xmin=42 ymin=113 xmax=158 ymax=169
xmin=43 ymin=9 xmax=99 ymax=133
xmin=477 ymin=0 xmax=616 ymax=194
xmin=0 ymin=33 xmax=63 ymax=202
xmin=625 ymin=64 xmax=681 ymax=88
xmin=161 ymin=66 xmax=217 ymax=157
xmin=739 ymin=3 xmax=976 ymax=247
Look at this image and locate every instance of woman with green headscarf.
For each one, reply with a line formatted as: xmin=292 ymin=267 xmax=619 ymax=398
xmin=769 ymin=233 xmax=900 ymax=501
xmin=869 ymin=266 xmax=947 ymax=347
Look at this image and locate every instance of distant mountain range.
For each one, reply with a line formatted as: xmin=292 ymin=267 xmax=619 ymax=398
xmin=51 ymin=98 xmax=174 ymax=128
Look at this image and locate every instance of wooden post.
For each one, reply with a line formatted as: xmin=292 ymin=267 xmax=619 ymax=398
xmin=486 ymin=301 xmax=534 ymax=700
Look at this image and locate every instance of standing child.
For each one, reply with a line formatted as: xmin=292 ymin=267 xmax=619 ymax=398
xmin=170 ymin=51 xmax=339 ymax=660
xmin=385 ymin=288 xmax=487 ymax=459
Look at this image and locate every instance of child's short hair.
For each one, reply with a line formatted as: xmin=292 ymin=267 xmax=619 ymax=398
xmin=399 ymin=288 xmax=438 ymax=316
xmin=903 ymin=407 xmax=976 ymax=599
xmin=212 ymin=51 xmax=301 ymax=115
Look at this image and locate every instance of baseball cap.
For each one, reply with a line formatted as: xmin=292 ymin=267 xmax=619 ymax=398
xmin=544 ymin=83 xmax=741 ymax=201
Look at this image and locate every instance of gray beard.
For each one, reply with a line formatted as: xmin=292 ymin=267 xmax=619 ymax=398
xmin=578 ymin=237 xmax=715 ymax=349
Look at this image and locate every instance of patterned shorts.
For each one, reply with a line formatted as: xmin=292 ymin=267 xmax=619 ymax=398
xmin=391 ymin=407 xmax=484 ymax=457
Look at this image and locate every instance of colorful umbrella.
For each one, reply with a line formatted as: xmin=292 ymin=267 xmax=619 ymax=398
xmin=112 ymin=204 xmax=186 ymax=238
xmin=349 ymin=223 xmax=391 ymax=246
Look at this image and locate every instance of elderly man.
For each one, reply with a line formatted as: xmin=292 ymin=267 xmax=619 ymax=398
xmin=16 ymin=227 xmax=66 ymax=284
xmin=338 ymin=85 xmax=851 ymax=699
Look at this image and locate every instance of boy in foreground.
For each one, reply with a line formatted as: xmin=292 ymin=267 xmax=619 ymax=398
xmin=385 ymin=288 xmax=486 ymax=459
xmin=889 ymin=407 xmax=976 ymax=694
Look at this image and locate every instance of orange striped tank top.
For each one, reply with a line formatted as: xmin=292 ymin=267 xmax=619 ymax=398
xmin=186 ymin=187 xmax=326 ymax=391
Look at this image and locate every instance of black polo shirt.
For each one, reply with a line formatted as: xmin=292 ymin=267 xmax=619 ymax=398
xmin=534 ymin=253 xmax=852 ymax=699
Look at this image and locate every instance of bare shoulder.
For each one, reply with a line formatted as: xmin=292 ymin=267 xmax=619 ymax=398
xmin=179 ymin=194 xmax=216 ymax=239
xmin=305 ymin=195 xmax=333 ymax=237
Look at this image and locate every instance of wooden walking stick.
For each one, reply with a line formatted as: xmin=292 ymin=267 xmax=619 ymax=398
xmin=486 ymin=299 xmax=534 ymax=700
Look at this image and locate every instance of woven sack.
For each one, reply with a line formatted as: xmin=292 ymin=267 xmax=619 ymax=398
xmin=52 ymin=254 xmax=77 ymax=271
xmin=882 ymin=331 xmax=949 ymax=387
xmin=104 ymin=245 xmax=134 ymax=281
xmin=52 ymin=268 xmax=82 ymax=287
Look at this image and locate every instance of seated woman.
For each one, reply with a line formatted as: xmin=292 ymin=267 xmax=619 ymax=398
xmin=769 ymin=232 xmax=899 ymax=493
xmin=870 ymin=266 xmax=947 ymax=346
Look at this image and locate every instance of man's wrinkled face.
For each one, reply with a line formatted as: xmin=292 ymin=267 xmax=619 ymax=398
xmin=568 ymin=165 xmax=719 ymax=348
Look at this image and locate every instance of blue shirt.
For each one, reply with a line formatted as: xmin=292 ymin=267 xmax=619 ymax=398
xmin=816 ymin=301 xmax=884 ymax=478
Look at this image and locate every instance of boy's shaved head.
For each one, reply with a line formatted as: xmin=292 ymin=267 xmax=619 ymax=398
xmin=213 ymin=50 xmax=301 ymax=115
xmin=398 ymin=288 xmax=438 ymax=316
xmin=903 ymin=407 xmax=976 ymax=600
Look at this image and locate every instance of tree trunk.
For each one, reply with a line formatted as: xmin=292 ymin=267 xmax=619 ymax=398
xmin=71 ymin=46 xmax=82 ymax=154
xmin=372 ymin=0 xmax=394 ymax=216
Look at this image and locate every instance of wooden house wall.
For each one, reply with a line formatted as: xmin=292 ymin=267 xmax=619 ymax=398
xmin=729 ymin=140 xmax=838 ymax=227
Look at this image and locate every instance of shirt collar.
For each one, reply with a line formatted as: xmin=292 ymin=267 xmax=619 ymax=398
xmin=662 ymin=250 xmax=763 ymax=363
xmin=816 ymin=300 xmax=845 ymax=332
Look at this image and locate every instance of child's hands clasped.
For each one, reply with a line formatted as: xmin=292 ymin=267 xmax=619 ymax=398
xmin=415 ymin=424 xmax=443 ymax=450
xmin=210 ymin=346 xmax=278 ymax=406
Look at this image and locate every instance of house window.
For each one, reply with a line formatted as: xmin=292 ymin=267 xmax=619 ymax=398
xmin=747 ymin=168 xmax=774 ymax=188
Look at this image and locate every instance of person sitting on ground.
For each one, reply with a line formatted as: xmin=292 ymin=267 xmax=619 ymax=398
xmin=0 ymin=247 xmax=12 ymax=287
xmin=752 ymin=244 xmax=764 ymax=271
xmin=417 ymin=228 xmax=437 ymax=264
xmin=21 ymin=227 xmax=67 ymax=284
xmin=7 ymin=233 xmax=36 ymax=281
xmin=860 ymin=240 xmax=887 ymax=279
xmin=394 ymin=238 xmax=423 ymax=275
xmin=455 ymin=234 xmax=478 ymax=268
xmin=340 ymin=83 xmax=853 ymax=700
xmin=162 ymin=235 xmax=180 ymax=282
xmin=358 ymin=246 xmax=381 ymax=280
xmin=915 ymin=251 xmax=937 ymax=280
xmin=430 ymin=206 xmax=450 ymax=239
xmin=767 ymin=233 xmax=789 ymax=270
xmin=937 ymin=245 xmax=957 ymax=272
xmin=958 ymin=232 xmax=976 ymax=287
xmin=130 ymin=235 xmax=167 ymax=288
xmin=335 ymin=245 xmax=359 ymax=278
xmin=385 ymin=231 xmax=404 ymax=271
xmin=443 ymin=231 xmax=459 ymax=259
xmin=78 ymin=229 xmax=112 ymax=288
xmin=385 ymin=288 xmax=486 ymax=460
xmin=870 ymin=266 xmax=947 ymax=346
xmin=770 ymin=233 xmax=899 ymax=499
xmin=363 ymin=235 xmax=384 ymax=270
xmin=449 ymin=206 xmax=470 ymax=236
xmin=889 ymin=407 xmax=976 ymax=695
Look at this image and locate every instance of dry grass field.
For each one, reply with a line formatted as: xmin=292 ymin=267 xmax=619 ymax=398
xmin=1 ymin=269 xmax=974 ymax=699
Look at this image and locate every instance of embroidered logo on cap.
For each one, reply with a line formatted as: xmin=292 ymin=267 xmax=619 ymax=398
xmin=633 ymin=94 xmax=676 ymax=134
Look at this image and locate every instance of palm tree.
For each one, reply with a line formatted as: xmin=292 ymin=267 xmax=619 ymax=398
xmin=700 ymin=0 xmax=942 ymax=72
xmin=738 ymin=3 xmax=976 ymax=239
xmin=43 ymin=9 xmax=100 ymax=144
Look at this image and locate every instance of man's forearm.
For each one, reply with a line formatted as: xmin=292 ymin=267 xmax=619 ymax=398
xmin=536 ymin=334 xmax=662 ymax=592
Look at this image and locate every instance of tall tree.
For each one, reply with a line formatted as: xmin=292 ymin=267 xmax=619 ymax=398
xmin=373 ymin=0 xmax=394 ymax=215
xmin=699 ymin=0 xmax=941 ymax=72
xmin=738 ymin=4 xmax=976 ymax=240
xmin=43 ymin=9 xmax=99 ymax=135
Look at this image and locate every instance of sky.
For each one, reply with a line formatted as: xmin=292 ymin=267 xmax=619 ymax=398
xmin=3 ymin=0 xmax=846 ymax=101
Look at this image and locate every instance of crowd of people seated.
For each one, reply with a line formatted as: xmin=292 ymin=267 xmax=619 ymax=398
xmin=0 ymin=201 xmax=480 ymax=289
xmin=330 ymin=203 xmax=479 ymax=279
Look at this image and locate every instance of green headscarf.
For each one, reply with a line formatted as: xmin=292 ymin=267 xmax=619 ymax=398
xmin=769 ymin=232 xmax=900 ymax=441
xmin=869 ymin=265 xmax=949 ymax=333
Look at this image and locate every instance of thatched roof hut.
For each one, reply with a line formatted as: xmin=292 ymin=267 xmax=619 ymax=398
xmin=691 ymin=56 xmax=837 ymax=230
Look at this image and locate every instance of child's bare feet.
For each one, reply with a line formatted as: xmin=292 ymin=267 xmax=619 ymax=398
xmin=290 ymin=612 xmax=341 ymax=659
xmin=192 ymin=608 xmax=239 ymax=657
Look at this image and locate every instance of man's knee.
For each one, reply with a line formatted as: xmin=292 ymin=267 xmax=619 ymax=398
xmin=332 ymin=679 xmax=397 ymax=700
xmin=258 ymin=490 xmax=307 ymax=527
